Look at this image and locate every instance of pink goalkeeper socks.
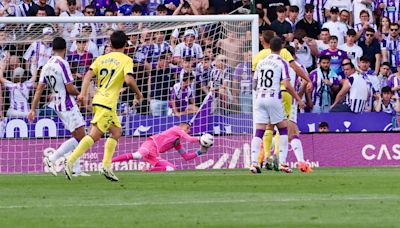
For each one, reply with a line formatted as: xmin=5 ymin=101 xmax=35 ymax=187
xmin=112 ymin=153 xmax=133 ymax=162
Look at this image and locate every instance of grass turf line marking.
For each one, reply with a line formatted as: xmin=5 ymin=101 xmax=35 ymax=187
xmin=1 ymin=195 xmax=399 ymax=209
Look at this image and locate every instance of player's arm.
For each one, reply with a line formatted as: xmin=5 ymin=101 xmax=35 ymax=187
xmin=124 ymin=73 xmax=143 ymax=105
xmin=331 ymin=78 xmax=351 ymax=109
xmin=66 ymin=83 xmax=79 ymax=96
xmin=289 ymin=60 xmax=312 ymax=88
xmin=0 ymin=59 xmax=10 ymax=84
xmin=284 ymin=79 xmax=304 ymax=107
xmin=28 ymin=83 xmax=46 ymax=123
xmin=78 ymin=69 xmax=95 ymax=102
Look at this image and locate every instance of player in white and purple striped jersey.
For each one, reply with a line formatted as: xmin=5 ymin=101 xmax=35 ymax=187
xmin=378 ymin=0 xmax=400 ymax=26
xmin=250 ymin=37 xmax=305 ymax=174
xmin=28 ymin=37 xmax=88 ymax=177
xmin=148 ymin=31 xmax=172 ymax=68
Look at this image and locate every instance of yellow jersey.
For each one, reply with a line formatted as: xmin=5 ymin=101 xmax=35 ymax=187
xmin=252 ymin=48 xmax=294 ymax=71
xmin=90 ymin=52 xmax=134 ymax=110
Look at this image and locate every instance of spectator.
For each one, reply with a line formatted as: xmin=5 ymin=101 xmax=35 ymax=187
xmin=16 ymin=0 xmax=34 ymax=17
xmin=59 ymin=0 xmax=83 ymax=39
xmin=0 ymin=0 xmax=17 ymax=18
xmin=209 ymin=54 xmax=230 ymax=114
xmin=379 ymin=16 xmax=391 ymax=40
xmin=289 ymin=0 xmax=305 ymax=22
xmin=379 ymin=0 xmax=400 ymax=26
xmin=378 ymin=62 xmax=391 ymax=90
xmin=318 ymin=122 xmax=329 ymax=132
xmin=173 ymin=0 xmax=199 ymax=15
xmin=315 ymin=28 xmax=330 ymax=54
xmin=196 ymin=56 xmax=212 ymax=98
xmin=147 ymin=0 xmax=162 ymax=15
xmin=322 ymin=6 xmax=348 ymax=45
xmin=295 ymin=4 xmax=321 ymax=39
xmin=339 ymin=9 xmax=351 ymax=29
xmin=354 ymin=10 xmax=377 ymax=42
xmin=118 ymin=0 xmax=135 ymax=16
xmin=308 ymin=55 xmax=340 ymax=113
xmin=178 ymin=56 xmax=197 ymax=92
xmin=53 ymin=0 xmax=71 ymax=16
xmin=67 ymin=38 xmax=93 ymax=81
xmin=173 ymin=29 xmax=203 ymax=64
xmin=216 ymin=31 xmax=241 ymax=67
xmin=190 ymin=0 xmax=208 ymax=15
xmin=233 ymin=50 xmax=252 ymax=113
xmin=374 ymin=86 xmax=397 ymax=113
xmin=70 ymin=25 xmax=99 ymax=57
xmin=149 ymin=54 xmax=175 ymax=116
xmin=331 ymin=61 xmax=370 ymax=113
xmin=23 ymin=27 xmax=53 ymax=75
xmin=0 ymin=29 xmax=16 ymax=58
xmin=387 ymin=61 xmax=400 ymax=98
xmin=234 ymin=0 xmax=251 ymax=15
xmin=0 ymin=62 xmax=37 ymax=118
xmin=359 ymin=28 xmax=381 ymax=74
xmin=91 ymin=0 xmax=117 ymax=16
xmin=352 ymin=0 xmax=374 ymax=25
xmin=325 ymin=0 xmax=352 ymax=24
xmin=257 ymin=8 xmax=270 ymax=35
xmin=28 ymin=0 xmax=55 ymax=16
xmin=382 ymin=23 xmax=400 ymax=73
xmin=170 ymin=73 xmax=198 ymax=117
xmin=305 ymin=0 xmax=326 ymax=25
xmin=209 ymin=0 xmax=234 ymax=14
xmin=149 ymin=31 xmax=173 ymax=69
xmin=156 ymin=4 xmax=168 ymax=15
xmin=71 ymin=5 xmax=98 ymax=39
xmin=339 ymin=29 xmax=363 ymax=67
xmin=286 ymin=6 xmax=299 ymax=32
xmin=320 ymin=35 xmax=348 ymax=75
xmin=358 ymin=56 xmax=380 ymax=112
xmin=270 ymin=6 xmax=293 ymax=42
xmin=132 ymin=0 xmax=151 ymax=15
xmin=290 ymin=29 xmax=316 ymax=72
xmin=256 ymin=0 xmax=290 ymax=25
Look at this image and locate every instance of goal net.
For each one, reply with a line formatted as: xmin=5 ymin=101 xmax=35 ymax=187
xmin=0 ymin=15 xmax=258 ymax=174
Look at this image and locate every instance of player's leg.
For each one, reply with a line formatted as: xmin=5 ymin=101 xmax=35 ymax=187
xmin=100 ymin=123 xmax=122 ymax=182
xmin=149 ymin=159 xmax=176 ymax=172
xmin=273 ymin=91 xmax=292 ymax=167
xmin=289 ymin=122 xmax=313 ymax=173
xmin=250 ymin=97 xmax=269 ymax=173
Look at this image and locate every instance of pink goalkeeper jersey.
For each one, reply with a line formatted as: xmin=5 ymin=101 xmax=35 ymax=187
xmin=150 ymin=126 xmax=199 ymax=153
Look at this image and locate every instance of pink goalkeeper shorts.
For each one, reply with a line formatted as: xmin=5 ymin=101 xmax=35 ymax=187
xmin=138 ymin=139 xmax=159 ymax=166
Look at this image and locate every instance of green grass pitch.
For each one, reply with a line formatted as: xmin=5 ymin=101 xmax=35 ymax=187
xmin=1 ymin=167 xmax=400 ymax=227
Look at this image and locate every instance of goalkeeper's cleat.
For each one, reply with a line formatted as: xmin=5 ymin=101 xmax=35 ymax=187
xmin=100 ymin=167 xmax=119 ymax=182
xmin=279 ymin=164 xmax=293 ymax=173
xmin=272 ymin=155 xmax=279 ymax=171
xmin=249 ymin=165 xmax=261 ymax=174
xmin=265 ymin=156 xmax=274 ymax=170
xmin=64 ymin=159 xmax=73 ymax=180
xmin=43 ymin=156 xmax=57 ymax=176
xmin=298 ymin=162 xmax=313 ymax=173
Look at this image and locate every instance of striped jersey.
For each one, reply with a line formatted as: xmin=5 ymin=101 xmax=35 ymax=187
xmin=345 ymin=72 xmax=370 ymax=113
xmin=173 ymin=42 xmax=203 ymax=59
xmin=4 ymin=80 xmax=33 ymax=114
xmin=16 ymin=2 xmax=33 ymax=17
xmin=253 ymin=53 xmax=290 ymax=93
xmin=39 ymin=56 xmax=77 ymax=112
xmin=387 ymin=74 xmax=400 ymax=97
xmin=379 ymin=0 xmax=400 ymax=26
xmin=148 ymin=42 xmax=172 ymax=68
xmin=354 ymin=23 xmax=378 ymax=42
xmin=305 ymin=0 xmax=327 ymax=24
xmin=381 ymin=35 xmax=400 ymax=68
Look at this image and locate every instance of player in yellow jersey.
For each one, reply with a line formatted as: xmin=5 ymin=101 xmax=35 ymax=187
xmin=253 ymin=31 xmax=312 ymax=171
xmin=64 ymin=31 xmax=143 ymax=181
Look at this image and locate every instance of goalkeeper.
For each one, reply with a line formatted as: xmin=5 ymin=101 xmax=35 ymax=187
xmin=112 ymin=122 xmax=210 ymax=172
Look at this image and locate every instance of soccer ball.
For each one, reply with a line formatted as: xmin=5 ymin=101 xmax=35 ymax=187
xmin=200 ymin=133 xmax=214 ymax=148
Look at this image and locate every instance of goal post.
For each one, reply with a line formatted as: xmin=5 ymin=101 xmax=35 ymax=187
xmin=0 ymin=15 xmax=258 ymax=173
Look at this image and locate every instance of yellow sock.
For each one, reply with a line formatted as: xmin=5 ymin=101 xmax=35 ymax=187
xmin=103 ymin=137 xmax=118 ymax=169
xmin=68 ymin=136 xmax=94 ymax=164
xmin=274 ymin=132 xmax=280 ymax=157
xmin=263 ymin=130 xmax=273 ymax=159
xmin=257 ymin=142 xmax=264 ymax=165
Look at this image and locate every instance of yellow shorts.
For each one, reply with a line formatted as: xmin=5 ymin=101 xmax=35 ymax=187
xmin=91 ymin=105 xmax=121 ymax=133
xmin=281 ymin=91 xmax=292 ymax=119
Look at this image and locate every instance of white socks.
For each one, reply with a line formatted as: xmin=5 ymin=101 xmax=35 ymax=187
xmin=251 ymin=137 xmax=262 ymax=166
xmin=50 ymin=138 xmax=79 ymax=163
xmin=132 ymin=152 xmax=143 ymax=160
xmin=291 ymin=138 xmax=304 ymax=162
xmin=278 ymin=135 xmax=288 ymax=164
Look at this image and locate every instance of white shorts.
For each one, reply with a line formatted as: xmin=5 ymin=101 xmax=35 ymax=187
xmin=289 ymin=102 xmax=298 ymax=123
xmin=56 ymin=106 xmax=86 ymax=132
xmin=254 ymin=96 xmax=285 ymax=124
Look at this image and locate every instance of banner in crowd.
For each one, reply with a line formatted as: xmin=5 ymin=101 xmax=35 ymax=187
xmin=1 ymin=133 xmax=399 ymax=173
xmin=0 ymin=112 xmax=397 ymax=138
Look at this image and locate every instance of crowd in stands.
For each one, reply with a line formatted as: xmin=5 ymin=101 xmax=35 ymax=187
xmin=0 ymin=0 xmax=399 ymax=120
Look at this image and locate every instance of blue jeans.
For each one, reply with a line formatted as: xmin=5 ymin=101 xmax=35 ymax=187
xmin=311 ymin=104 xmax=330 ymax=113
xmin=150 ymin=99 xmax=169 ymax=116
